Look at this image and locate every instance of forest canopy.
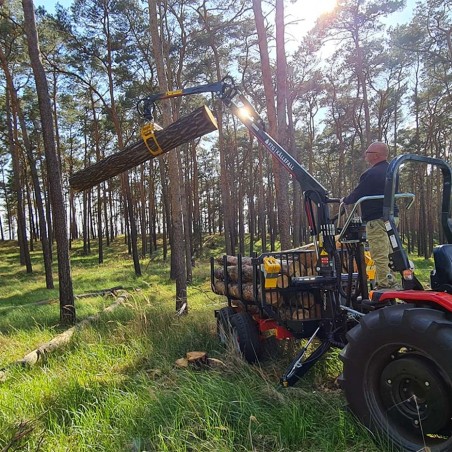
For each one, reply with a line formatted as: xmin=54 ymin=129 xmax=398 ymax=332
xmin=1 ymin=0 xmax=450 ymax=302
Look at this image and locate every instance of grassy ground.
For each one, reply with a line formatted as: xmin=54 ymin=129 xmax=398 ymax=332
xmin=0 ymin=238 xmax=395 ymax=451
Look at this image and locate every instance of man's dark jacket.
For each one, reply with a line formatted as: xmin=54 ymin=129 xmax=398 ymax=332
xmin=343 ymin=160 xmax=398 ymax=221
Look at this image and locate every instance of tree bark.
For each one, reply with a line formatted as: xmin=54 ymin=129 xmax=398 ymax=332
xmin=275 ymin=0 xmax=291 ymax=250
xmin=22 ymin=0 xmax=75 ymax=324
xmin=148 ymin=0 xmax=188 ymax=313
xmin=5 ymin=91 xmax=32 ymax=273
xmin=0 ymin=47 xmax=49 ymax=276
xmin=89 ymin=88 xmax=103 ymax=264
xmin=253 ymin=0 xmax=291 ymax=250
xmin=1 ymin=165 xmax=13 ymax=240
xmin=195 ymin=4 xmax=236 ymax=256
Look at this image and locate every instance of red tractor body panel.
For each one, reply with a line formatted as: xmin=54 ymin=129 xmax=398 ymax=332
xmin=376 ymin=290 xmax=452 ymax=312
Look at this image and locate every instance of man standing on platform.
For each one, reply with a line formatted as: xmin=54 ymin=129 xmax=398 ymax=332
xmin=341 ymin=142 xmax=399 ymax=289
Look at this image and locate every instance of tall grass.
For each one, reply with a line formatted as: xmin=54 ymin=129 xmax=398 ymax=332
xmin=0 ymin=239 xmax=378 ymax=451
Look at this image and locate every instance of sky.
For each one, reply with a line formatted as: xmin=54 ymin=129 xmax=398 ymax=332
xmin=35 ymin=0 xmax=71 ymax=11
xmin=33 ymin=0 xmax=418 ymax=60
xmin=35 ymin=0 xmax=417 ymax=29
xmin=1 ymin=0 xmax=419 ymax=218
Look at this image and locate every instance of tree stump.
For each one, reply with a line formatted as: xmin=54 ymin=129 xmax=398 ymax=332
xmin=175 ymin=351 xmax=209 ymax=368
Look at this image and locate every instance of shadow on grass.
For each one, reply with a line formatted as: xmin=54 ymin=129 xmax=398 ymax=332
xmin=0 ymin=292 xmax=380 ymax=452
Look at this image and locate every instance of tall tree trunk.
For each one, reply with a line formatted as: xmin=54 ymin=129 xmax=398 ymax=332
xmin=68 ymin=137 xmax=78 ymax=245
xmin=19 ymin=92 xmax=53 ymax=285
xmin=82 ymin=127 xmax=90 ymax=255
xmin=159 ymin=162 xmax=170 ymax=262
xmin=258 ymin=144 xmax=267 ymax=252
xmin=354 ymin=41 xmax=371 ymax=147
xmin=140 ymin=165 xmax=147 ymax=257
xmin=275 ymin=0 xmax=291 ymax=249
xmin=287 ymin=96 xmax=301 ymax=247
xmin=100 ymin=3 xmax=141 ymax=276
xmin=253 ymin=0 xmax=291 ymax=250
xmin=191 ymin=142 xmax=202 ymax=258
xmin=22 ymin=0 xmax=75 ymax=324
xmin=103 ymin=181 xmax=110 ymax=246
xmin=179 ymin=150 xmax=192 ymax=284
xmin=0 ymin=47 xmax=46 ymax=268
xmin=26 ymin=181 xmax=35 ymax=250
xmin=88 ymin=89 xmax=103 ymax=264
xmin=149 ymin=0 xmax=187 ymax=313
xmin=195 ymin=4 xmax=236 ymax=255
xmin=6 ymin=92 xmax=32 ymax=272
xmin=1 ymin=165 xmax=13 ymax=240
xmin=148 ymin=168 xmax=157 ymax=254
xmin=108 ymin=185 xmax=115 ymax=242
xmin=122 ymin=175 xmax=141 ymax=275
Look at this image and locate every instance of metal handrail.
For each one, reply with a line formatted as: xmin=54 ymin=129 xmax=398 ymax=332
xmin=337 ymin=193 xmax=415 ymax=243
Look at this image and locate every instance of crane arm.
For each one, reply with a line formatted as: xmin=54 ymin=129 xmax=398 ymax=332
xmin=137 ymin=77 xmax=328 ymax=199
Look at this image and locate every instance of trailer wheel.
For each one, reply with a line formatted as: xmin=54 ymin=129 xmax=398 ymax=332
xmin=230 ymin=312 xmax=261 ymax=363
xmin=340 ymin=304 xmax=452 ymax=452
xmin=216 ymin=306 xmax=236 ymax=345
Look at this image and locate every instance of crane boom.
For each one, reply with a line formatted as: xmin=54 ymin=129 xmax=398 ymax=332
xmin=137 ymin=77 xmax=328 ymax=199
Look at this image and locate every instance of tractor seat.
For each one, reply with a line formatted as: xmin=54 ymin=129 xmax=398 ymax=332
xmin=431 ymin=245 xmax=452 ymax=292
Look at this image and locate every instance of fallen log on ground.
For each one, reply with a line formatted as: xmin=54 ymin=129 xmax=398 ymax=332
xmin=0 ymin=291 xmax=129 ymax=381
xmin=17 ymin=291 xmax=129 ymax=367
xmin=69 ymin=105 xmax=218 ymax=192
xmin=75 ymin=286 xmax=125 ymax=299
xmin=0 ymin=287 xmax=125 ymax=313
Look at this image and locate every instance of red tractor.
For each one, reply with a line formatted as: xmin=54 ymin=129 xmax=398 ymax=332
xmin=339 ymin=154 xmax=452 ymax=452
xmin=138 ymin=78 xmax=452 ymax=451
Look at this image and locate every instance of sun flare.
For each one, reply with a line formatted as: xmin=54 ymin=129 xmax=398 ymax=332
xmin=320 ymin=0 xmax=337 ymax=14
xmin=285 ymin=0 xmax=337 ymax=42
xmin=301 ymin=0 xmax=337 ymax=18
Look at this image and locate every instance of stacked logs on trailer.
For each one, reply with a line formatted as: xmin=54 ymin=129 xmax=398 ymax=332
xmin=212 ymin=250 xmax=319 ymax=320
xmin=69 ymin=106 xmax=218 ymax=192
xmin=212 ymin=255 xmax=256 ymax=302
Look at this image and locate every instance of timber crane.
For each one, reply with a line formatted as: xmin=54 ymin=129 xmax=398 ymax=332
xmin=137 ymin=77 xmax=452 ymax=452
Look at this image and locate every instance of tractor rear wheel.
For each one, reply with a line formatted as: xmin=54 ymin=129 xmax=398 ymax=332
xmin=230 ymin=311 xmax=261 ymax=363
xmin=340 ymin=303 xmax=452 ymax=451
xmin=216 ymin=306 xmax=236 ymax=345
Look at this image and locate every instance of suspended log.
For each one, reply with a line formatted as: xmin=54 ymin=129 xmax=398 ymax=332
xmin=69 ymin=105 xmax=218 ymax=192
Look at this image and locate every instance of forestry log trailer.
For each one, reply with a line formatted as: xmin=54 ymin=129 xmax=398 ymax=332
xmin=138 ymin=77 xmax=452 ymax=451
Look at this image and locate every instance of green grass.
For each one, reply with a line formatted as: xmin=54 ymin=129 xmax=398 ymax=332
xmin=0 ymin=238 xmax=379 ymax=451
xmin=410 ymin=255 xmax=434 ymax=286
